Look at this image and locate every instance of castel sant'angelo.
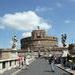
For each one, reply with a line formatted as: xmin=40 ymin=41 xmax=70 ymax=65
xmin=21 ymin=26 xmax=58 ymax=52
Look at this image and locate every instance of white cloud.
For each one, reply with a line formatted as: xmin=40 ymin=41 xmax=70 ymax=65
xmin=64 ymin=20 xmax=70 ymax=24
xmin=35 ymin=7 xmax=53 ymax=12
xmin=56 ymin=2 xmax=62 ymax=8
xmin=0 ymin=11 xmax=51 ymax=31
xmin=22 ymin=32 xmax=31 ymax=38
xmin=0 ymin=26 xmax=5 ymax=29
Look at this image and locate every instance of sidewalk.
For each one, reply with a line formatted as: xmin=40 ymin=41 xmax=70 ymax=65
xmin=1 ymin=57 xmax=36 ymax=75
xmin=1 ymin=65 xmax=26 ymax=75
xmin=1 ymin=67 xmax=19 ymax=75
xmin=56 ymin=64 xmax=75 ymax=75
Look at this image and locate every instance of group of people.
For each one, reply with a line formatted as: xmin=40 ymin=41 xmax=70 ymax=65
xmin=18 ymin=56 xmax=25 ymax=68
xmin=48 ymin=53 xmax=71 ymax=72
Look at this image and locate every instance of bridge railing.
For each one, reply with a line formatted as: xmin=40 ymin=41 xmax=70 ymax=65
xmin=0 ymin=56 xmax=36 ymax=74
xmin=0 ymin=58 xmax=19 ymax=74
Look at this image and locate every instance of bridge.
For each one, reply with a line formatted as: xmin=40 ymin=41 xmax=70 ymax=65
xmin=1 ymin=58 xmax=70 ymax=75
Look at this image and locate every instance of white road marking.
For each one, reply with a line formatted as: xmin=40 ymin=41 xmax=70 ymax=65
xmin=11 ymin=66 xmax=26 ymax=75
xmin=11 ymin=68 xmax=22 ymax=75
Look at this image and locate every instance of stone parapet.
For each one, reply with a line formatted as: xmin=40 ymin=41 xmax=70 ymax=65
xmin=0 ymin=58 xmax=19 ymax=74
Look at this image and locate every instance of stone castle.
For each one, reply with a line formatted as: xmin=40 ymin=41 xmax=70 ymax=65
xmin=21 ymin=26 xmax=58 ymax=52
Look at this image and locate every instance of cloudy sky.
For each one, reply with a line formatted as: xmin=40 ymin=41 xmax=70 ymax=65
xmin=0 ymin=0 xmax=75 ymax=48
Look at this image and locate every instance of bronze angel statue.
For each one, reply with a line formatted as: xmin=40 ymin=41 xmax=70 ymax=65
xmin=61 ymin=34 xmax=67 ymax=47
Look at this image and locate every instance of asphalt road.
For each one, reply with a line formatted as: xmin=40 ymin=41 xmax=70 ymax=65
xmin=16 ymin=58 xmax=70 ymax=75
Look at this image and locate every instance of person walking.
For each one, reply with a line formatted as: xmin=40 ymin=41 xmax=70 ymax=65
xmin=50 ymin=55 xmax=55 ymax=72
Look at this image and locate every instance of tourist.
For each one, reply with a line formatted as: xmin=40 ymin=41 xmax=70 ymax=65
xmin=50 ymin=55 xmax=55 ymax=72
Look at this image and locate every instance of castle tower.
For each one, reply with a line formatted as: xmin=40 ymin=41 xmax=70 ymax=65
xmin=32 ymin=26 xmax=46 ymax=39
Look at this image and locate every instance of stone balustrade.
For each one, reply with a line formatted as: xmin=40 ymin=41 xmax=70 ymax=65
xmin=0 ymin=56 xmax=35 ymax=74
xmin=0 ymin=58 xmax=19 ymax=74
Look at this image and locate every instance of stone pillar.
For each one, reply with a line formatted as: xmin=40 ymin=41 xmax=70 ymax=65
xmin=0 ymin=63 xmax=2 ymax=70
xmin=11 ymin=61 xmax=15 ymax=68
xmin=16 ymin=60 xmax=19 ymax=66
xmin=7 ymin=62 xmax=10 ymax=69
xmin=5 ymin=62 xmax=8 ymax=69
xmin=5 ymin=62 xmax=10 ymax=70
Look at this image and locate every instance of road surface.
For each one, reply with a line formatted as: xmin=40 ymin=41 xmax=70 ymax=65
xmin=16 ymin=58 xmax=70 ymax=75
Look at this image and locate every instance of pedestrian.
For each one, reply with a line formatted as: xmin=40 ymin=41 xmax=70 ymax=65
xmin=48 ymin=57 xmax=51 ymax=64
xmin=18 ymin=57 xmax=22 ymax=68
xmin=50 ymin=55 xmax=55 ymax=72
